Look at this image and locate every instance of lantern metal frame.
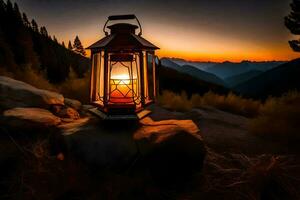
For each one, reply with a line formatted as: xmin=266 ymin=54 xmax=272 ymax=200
xmin=87 ymin=15 xmax=159 ymax=120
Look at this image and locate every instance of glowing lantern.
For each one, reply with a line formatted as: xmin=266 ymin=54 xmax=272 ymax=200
xmin=87 ymin=15 xmax=159 ymax=119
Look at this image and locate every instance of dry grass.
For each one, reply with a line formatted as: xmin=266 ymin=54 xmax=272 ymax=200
xmin=158 ymin=90 xmax=261 ymax=117
xmin=249 ymin=91 xmax=300 ymax=140
xmin=189 ymin=149 xmax=300 ymax=200
xmin=0 ymin=65 xmax=56 ymax=92
xmin=159 ymin=90 xmax=300 ymax=141
xmin=192 ymin=91 xmax=261 ymax=117
xmin=57 ymin=68 xmax=90 ymax=103
xmin=0 ymin=66 xmax=90 ymax=103
xmin=157 ymin=90 xmax=192 ymax=112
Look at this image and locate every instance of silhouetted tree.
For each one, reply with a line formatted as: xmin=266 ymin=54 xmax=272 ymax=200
xmin=2 ymin=0 xmax=39 ymax=69
xmin=285 ymin=0 xmax=300 ymax=52
xmin=31 ymin=19 xmax=38 ymax=32
xmin=73 ymin=36 xmax=86 ymax=56
xmin=13 ymin=2 xmax=21 ymax=20
xmin=5 ymin=0 xmax=13 ymax=16
xmin=62 ymin=41 xmax=66 ymax=48
xmin=53 ymin=35 xmax=58 ymax=43
xmin=0 ymin=0 xmax=4 ymax=8
xmin=40 ymin=26 xmax=48 ymax=37
xmin=0 ymin=0 xmax=5 ymax=19
xmin=0 ymin=25 xmax=17 ymax=70
xmin=68 ymin=40 xmax=73 ymax=50
xmin=22 ymin=13 xmax=30 ymax=27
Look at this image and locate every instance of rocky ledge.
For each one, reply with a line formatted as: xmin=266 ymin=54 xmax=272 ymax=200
xmin=0 ymin=76 xmax=206 ymax=185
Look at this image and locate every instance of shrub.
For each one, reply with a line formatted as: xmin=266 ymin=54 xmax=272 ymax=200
xmin=0 ymin=66 xmax=90 ymax=103
xmin=58 ymin=68 xmax=90 ymax=103
xmin=249 ymin=91 xmax=300 ymax=140
xmin=159 ymin=90 xmax=261 ymax=117
xmin=159 ymin=90 xmax=300 ymax=141
xmin=197 ymin=91 xmax=261 ymax=117
xmin=157 ymin=90 xmax=192 ymax=112
xmin=0 ymin=65 xmax=56 ymax=92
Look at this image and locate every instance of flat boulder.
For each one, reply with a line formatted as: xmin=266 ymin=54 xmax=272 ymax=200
xmin=60 ymin=118 xmax=138 ymax=168
xmin=2 ymin=107 xmax=61 ymax=131
xmin=58 ymin=114 xmax=206 ymax=184
xmin=0 ymin=76 xmax=64 ymax=110
xmin=135 ymin=117 xmax=206 ymax=185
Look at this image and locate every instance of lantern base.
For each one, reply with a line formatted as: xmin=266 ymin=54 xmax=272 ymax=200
xmin=88 ymin=107 xmax=151 ymax=120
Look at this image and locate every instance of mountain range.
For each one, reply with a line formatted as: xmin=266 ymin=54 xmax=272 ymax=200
xmin=234 ymin=58 xmax=300 ymax=99
xmin=158 ymin=59 xmax=228 ymax=96
xmin=160 ymin=58 xmax=226 ymax=86
xmin=167 ymin=57 xmax=284 ymax=79
xmin=160 ymin=57 xmax=300 ymax=99
xmin=224 ymin=70 xmax=262 ymax=87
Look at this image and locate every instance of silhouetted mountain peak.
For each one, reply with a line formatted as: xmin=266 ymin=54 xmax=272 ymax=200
xmin=234 ymin=58 xmax=300 ymax=99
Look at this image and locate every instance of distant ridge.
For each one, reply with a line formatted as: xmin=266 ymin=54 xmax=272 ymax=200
xmin=234 ymin=58 xmax=300 ymax=99
xmin=158 ymin=60 xmax=228 ymax=96
xmin=160 ymin=58 xmax=226 ymax=87
xmin=163 ymin=57 xmax=285 ymax=80
xmin=224 ymin=70 xmax=262 ymax=87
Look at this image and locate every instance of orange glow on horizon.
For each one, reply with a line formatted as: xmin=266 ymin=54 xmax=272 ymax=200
xmin=155 ymin=48 xmax=299 ymax=62
xmin=80 ymin=22 xmax=299 ymax=63
xmin=85 ymin=48 xmax=299 ymax=63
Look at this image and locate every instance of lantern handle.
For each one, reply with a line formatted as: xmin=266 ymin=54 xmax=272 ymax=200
xmin=103 ymin=14 xmax=142 ymax=36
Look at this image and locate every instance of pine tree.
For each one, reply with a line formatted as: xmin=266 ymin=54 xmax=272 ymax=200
xmin=13 ymin=2 xmax=21 ymax=20
xmin=0 ymin=0 xmax=5 ymax=21
xmin=1 ymin=1 xmax=38 ymax=68
xmin=68 ymin=40 xmax=73 ymax=50
xmin=40 ymin=26 xmax=48 ymax=37
xmin=0 ymin=0 xmax=4 ymax=9
xmin=73 ymin=36 xmax=86 ymax=56
xmin=22 ymin=13 xmax=30 ymax=27
xmin=6 ymin=0 xmax=13 ymax=16
xmin=31 ymin=19 xmax=38 ymax=32
xmin=285 ymin=0 xmax=300 ymax=52
xmin=62 ymin=41 xmax=66 ymax=48
xmin=53 ymin=35 xmax=58 ymax=43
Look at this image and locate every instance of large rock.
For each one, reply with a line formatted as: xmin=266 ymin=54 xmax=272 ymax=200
xmin=59 ymin=115 xmax=206 ymax=184
xmin=135 ymin=117 xmax=206 ymax=184
xmin=2 ymin=107 xmax=61 ymax=131
xmin=0 ymin=76 xmax=64 ymax=110
xmin=60 ymin=118 xmax=138 ymax=167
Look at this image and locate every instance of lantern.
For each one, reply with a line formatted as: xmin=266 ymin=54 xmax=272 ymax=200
xmin=87 ymin=15 xmax=159 ymax=120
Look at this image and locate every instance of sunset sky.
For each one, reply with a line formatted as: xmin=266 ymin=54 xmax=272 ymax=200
xmin=14 ymin=0 xmax=300 ymax=62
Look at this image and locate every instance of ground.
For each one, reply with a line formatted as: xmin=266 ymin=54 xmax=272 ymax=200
xmin=150 ymin=105 xmax=299 ymax=155
xmin=1 ymin=104 xmax=300 ymax=199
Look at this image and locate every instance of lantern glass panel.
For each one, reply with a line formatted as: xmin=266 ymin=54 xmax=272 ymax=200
xmin=142 ymin=51 xmax=149 ymax=103
xmin=147 ymin=52 xmax=155 ymax=100
xmin=108 ymin=53 xmax=141 ymax=106
xmin=91 ymin=52 xmax=105 ymax=106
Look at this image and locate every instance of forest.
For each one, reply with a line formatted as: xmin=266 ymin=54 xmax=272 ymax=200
xmin=0 ymin=0 xmax=90 ymax=84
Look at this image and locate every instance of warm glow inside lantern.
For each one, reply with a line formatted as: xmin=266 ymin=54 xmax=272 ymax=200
xmin=87 ymin=15 xmax=159 ymax=119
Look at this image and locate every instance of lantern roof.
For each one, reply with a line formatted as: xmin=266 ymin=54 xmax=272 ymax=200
xmin=87 ymin=34 xmax=159 ymax=51
xmin=87 ymin=22 xmax=159 ymax=51
xmin=107 ymin=23 xmax=138 ymax=34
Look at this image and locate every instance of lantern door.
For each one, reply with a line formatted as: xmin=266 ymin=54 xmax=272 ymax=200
xmin=106 ymin=52 xmax=142 ymax=109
